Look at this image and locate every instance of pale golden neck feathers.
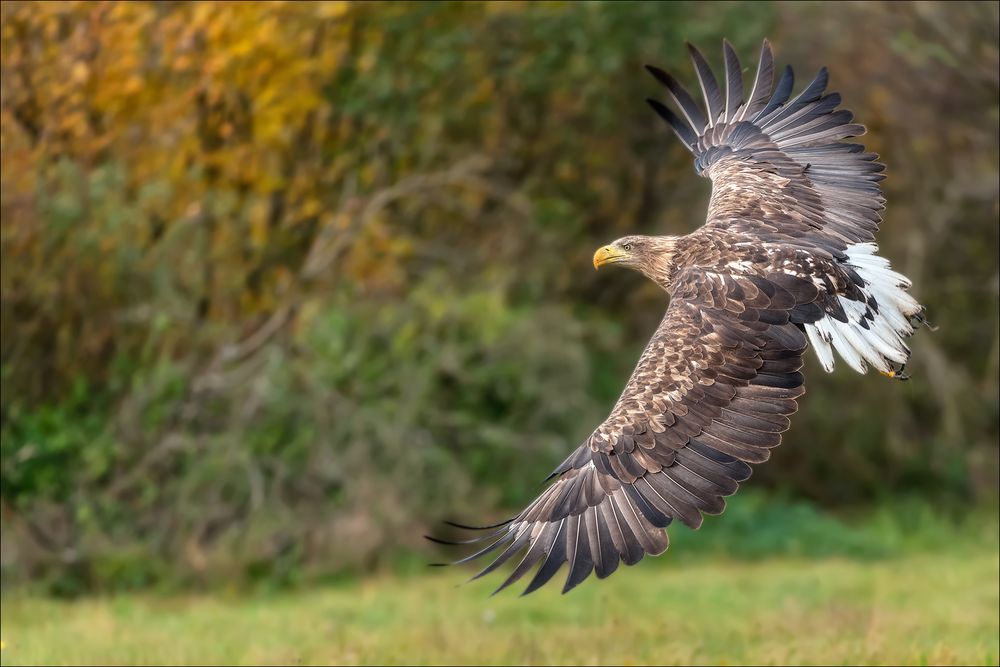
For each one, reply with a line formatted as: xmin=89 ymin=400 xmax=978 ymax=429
xmin=638 ymin=236 xmax=680 ymax=290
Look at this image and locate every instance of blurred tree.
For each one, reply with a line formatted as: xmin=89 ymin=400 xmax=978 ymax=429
xmin=0 ymin=0 xmax=995 ymax=591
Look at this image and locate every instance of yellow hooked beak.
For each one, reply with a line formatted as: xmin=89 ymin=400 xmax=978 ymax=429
xmin=593 ymin=245 xmax=628 ymax=270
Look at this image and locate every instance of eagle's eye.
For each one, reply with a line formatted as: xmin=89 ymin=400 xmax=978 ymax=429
xmin=623 ymin=242 xmax=633 ymax=252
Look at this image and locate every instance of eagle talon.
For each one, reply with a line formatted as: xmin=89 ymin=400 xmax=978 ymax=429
xmin=881 ymin=364 xmax=909 ymax=381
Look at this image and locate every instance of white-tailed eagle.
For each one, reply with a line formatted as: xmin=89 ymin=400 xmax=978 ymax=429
xmin=430 ymin=39 xmax=927 ymax=595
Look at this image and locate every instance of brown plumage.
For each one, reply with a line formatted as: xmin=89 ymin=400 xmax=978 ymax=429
xmin=430 ymin=39 xmax=927 ymax=595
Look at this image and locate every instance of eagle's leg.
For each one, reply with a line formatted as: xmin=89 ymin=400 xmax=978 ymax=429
xmin=880 ymin=361 xmax=909 ymax=381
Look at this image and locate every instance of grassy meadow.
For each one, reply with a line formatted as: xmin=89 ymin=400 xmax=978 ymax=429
xmin=2 ymin=504 xmax=997 ymax=666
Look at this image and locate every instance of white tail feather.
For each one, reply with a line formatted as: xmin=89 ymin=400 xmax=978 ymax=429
xmin=805 ymin=324 xmax=835 ymax=372
xmin=807 ymin=243 xmax=922 ymax=374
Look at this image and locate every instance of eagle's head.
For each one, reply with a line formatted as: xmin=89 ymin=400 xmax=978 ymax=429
xmin=592 ymin=235 xmax=678 ymax=288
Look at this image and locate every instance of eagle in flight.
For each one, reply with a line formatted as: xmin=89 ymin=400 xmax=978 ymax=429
xmin=430 ymin=39 xmax=927 ymax=595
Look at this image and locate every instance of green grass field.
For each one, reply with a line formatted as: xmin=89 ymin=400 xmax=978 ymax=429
xmin=2 ymin=544 xmax=998 ymax=666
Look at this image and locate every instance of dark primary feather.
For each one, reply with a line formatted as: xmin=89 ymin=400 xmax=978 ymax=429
xmin=722 ymin=40 xmax=744 ymax=122
xmin=645 ymin=65 xmax=707 ymax=135
xmin=687 ymin=43 xmax=724 ymax=126
xmin=756 ymin=64 xmax=794 ymax=120
xmin=647 ymin=98 xmax=698 ymax=150
xmin=738 ymin=40 xmax=774 ymax=121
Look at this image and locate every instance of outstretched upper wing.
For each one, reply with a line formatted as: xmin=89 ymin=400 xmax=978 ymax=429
xmin=646 ymin=40 xmax=885 ymax=253
xmin=432 ymin=267 xmax=821 ymax=595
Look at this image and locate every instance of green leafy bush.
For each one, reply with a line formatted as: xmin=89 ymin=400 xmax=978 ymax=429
xmin=1 ymin=1 xmax=996 ymax=592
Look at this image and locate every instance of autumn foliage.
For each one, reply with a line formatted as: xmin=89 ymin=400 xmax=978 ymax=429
xmin=1 ymin=1 xmax=997 ymax=592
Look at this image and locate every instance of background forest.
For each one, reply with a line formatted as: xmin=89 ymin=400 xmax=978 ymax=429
xmin=1 ymin=0 xmax=997 ymax=598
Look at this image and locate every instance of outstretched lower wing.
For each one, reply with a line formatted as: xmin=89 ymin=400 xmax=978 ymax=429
xmin=431 ymin=268 xmax=822 ymax=595
xmin=646 ymin=40 xmax=885 ymax=253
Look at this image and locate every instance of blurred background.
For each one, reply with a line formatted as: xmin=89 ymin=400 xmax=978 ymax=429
xmin=1 ymin=0 xmax=997 ymax=602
